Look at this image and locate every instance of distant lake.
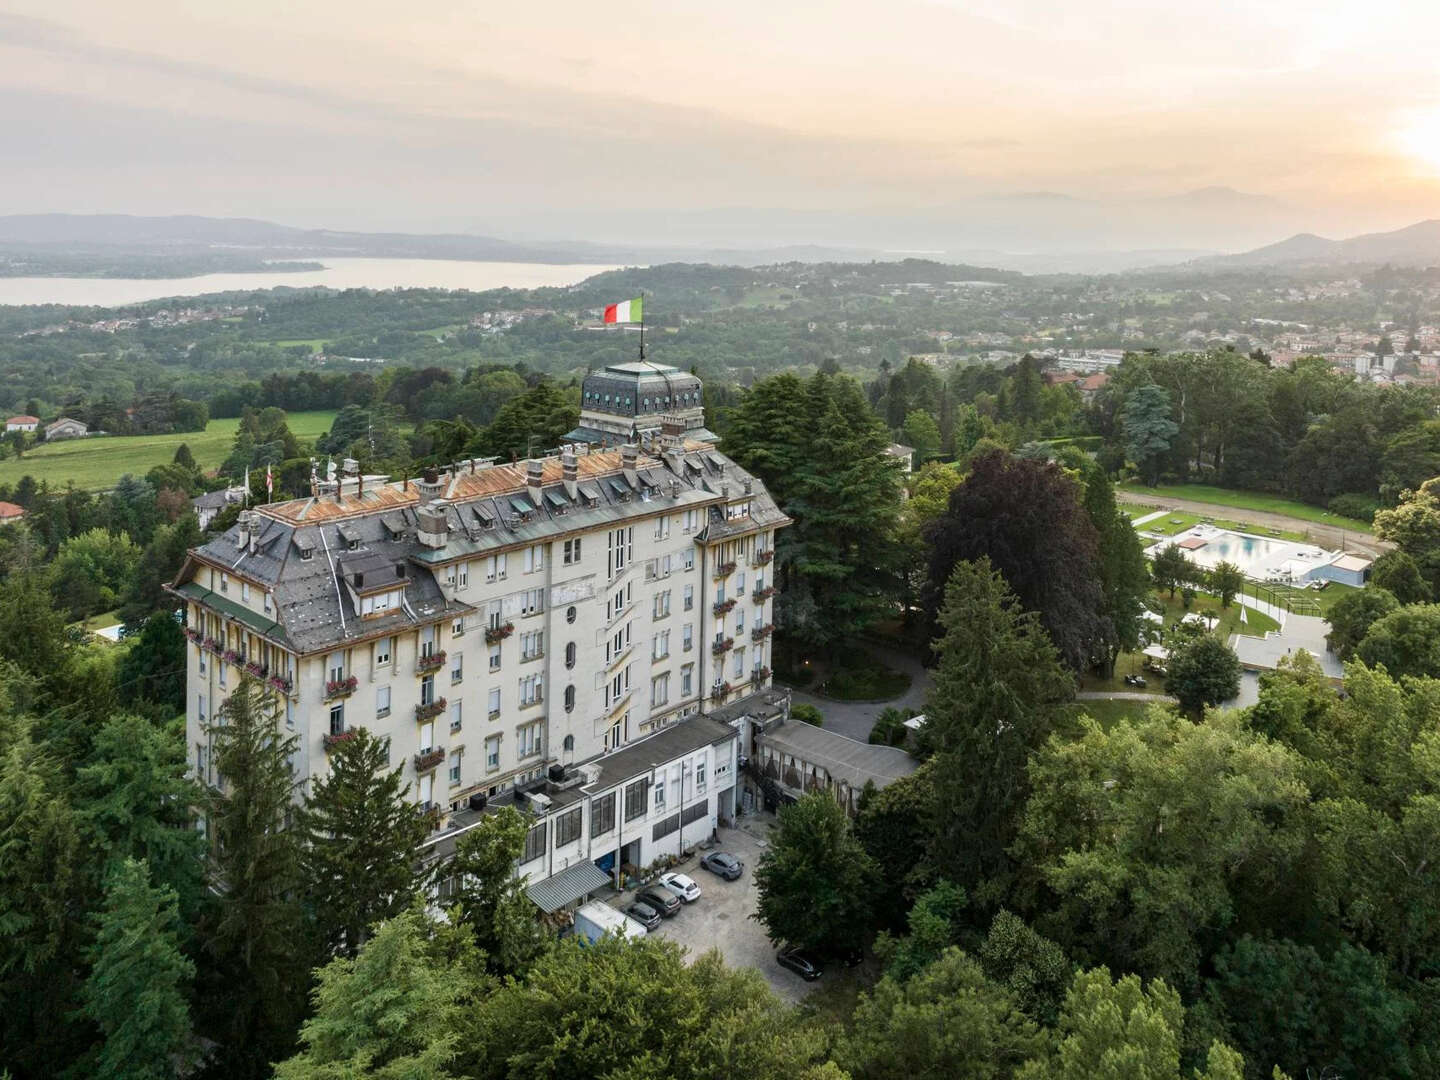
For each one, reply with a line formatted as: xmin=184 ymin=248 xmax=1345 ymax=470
xmin=0 ymin=257 xmax=626 ymax=308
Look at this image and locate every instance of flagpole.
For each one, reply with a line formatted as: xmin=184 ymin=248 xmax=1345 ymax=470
xmin=639 ymin=290 xmax=646 ymax=362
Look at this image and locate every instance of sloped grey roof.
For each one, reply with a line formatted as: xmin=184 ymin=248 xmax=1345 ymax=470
xmin=525 ymin=860 xmax=612 ymax=913
xmin=762 ymin=722 xmax=918 ymax=790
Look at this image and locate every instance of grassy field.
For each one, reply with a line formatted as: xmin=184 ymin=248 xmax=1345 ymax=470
xmin=0 ymin=411 xmax=338 ymax=491
xmin=1073 ymin=697 xmax=1174 ymax=729
xmin=1134 ymin=509 xmax=1309 ymax=543
xmin=1120 ymin=483 xmax=1373 ymax=534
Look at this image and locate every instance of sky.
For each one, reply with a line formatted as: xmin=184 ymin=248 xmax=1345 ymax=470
xmin=3 ymin=0 xmax=1440 ymax=254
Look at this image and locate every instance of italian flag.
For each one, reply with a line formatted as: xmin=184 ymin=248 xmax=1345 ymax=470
xmin=603 ymin=297 xmax=642 ymax=324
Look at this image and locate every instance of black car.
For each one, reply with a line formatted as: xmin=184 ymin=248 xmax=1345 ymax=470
xmin=636 ymin=885 xmax=681 ymax=917
xmin=624 ymin=901 xmax=662 ymax=930
xmin=700 ymin=851 xmax=744 ymax=880
xmin=776 ymin=945 xmax=823 ymax=981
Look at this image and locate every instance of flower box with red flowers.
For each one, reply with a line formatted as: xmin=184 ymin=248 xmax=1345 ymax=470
xmin=184 ymin=627 xmax=203 ymax=644
xmin=203 ymin=638 xmax=222 ymax=655
xmin=244 ymin=661 xmax=266 ymax=679
xmin=752 ymin=550 xmax=774 ymax=566
xmin=711 ymin=636 xmax=734 ymax=655
xmin=325 ymin=676 xmax=359 ymax=699
xmin=414 ymin=747 xmax=445 ymax=772
xmin=268 ymin=674 xmax=293 ymax=695
xmin=753 ymin=666 xmax=772 ymax=682
xmin=322 ymin=727 xmax=356 ymax=751
xmin=223 ymin=649 xmax=244 ymax=665
xmin=416 ymin=650 xmax=447 ymax=673
xmin=414 ymin=697 xmax=447 ymax=721
xmin=712 ymin=561 xmax=737 ymax=579
xmin=712 ymin=598 xmax=737 ymax=616
xmin=709 ymin=682 xmax=732 ymax=702
xmin=752 ymin=586 xmax=776 ymax=602
xmin=751 ymin=623 xmax=773 ymax=642
xmin=484 ymin=623 xmax=515 ymax=645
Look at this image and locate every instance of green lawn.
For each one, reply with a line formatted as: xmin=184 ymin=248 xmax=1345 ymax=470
xmin=1121 ymin=483 xmax=1373 ymax=534
xmin=270 ymin=338 xmax=327 ymax=352
xmin=1072 ymin=697 xmax=1174 ymax=729
xmin=0 ymin=411 xmax=338 ymax=491
xmin=1134 ymin=510 xmax=1308 ymax=543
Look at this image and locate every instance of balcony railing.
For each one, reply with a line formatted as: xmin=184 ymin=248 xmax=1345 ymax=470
xmin=712 ymin=561 xmax=737 ymax=579
xmin=752 ymin=665 xmax=772 ymax=682
xmin=414 ymin=747 xmax=445 ymax=773
xmin=325 ymin=676 xmax=359 ymax=700
xmin=484 ymin=622 xmax=515 ymax=645
xmin=268 ymin=673 xmax=293 ymax=695
xmin=712 ymin=597 xmax=737 ymax=616
xmin=752 ymin=585 xmax=776 ymax=602
xmin=752 ymin=550 xmax=774 ymax=567
xmin=751 ymin=623 xmax=773 ymax=642
xmin=415 ymin=697 xmax=447 ymax=722
xmin=711 ymin=636 xmax=734 ymax=655
xmin=244 ymin=660 xmax=267 ymax=679
xmin=416 ymin=649 xmax=446 ymax=673
xmin=184 ymin=627 xmax=203 ymax=645
xmin=709 ymin=682 xmax=732 ymax=702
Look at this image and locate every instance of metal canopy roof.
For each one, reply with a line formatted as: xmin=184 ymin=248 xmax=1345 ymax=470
xmin=524 ymin=859 xmax=612 ymax=913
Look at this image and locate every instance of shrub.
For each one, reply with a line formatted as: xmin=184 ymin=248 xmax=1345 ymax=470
xmin=1328 ymin=492 xmax=1378 ymax=522
xmin=791 ymin=703 xmax=824 ymax=727
xmin=869 ymin=706 xmax=915 ymax=746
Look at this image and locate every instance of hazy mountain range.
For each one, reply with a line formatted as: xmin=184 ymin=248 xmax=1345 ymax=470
xmin=1192 ymin=219 xmax=1440 ymax=269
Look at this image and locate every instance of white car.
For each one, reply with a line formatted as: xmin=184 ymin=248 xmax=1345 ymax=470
xmin=658 ymin=871 xmax=702 ymax=903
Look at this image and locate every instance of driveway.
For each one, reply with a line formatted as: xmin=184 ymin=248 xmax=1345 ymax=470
xmin=788 ymin=642 xmax=933 ymax=742
xmin=606 ymin=823 xmax=815 ymax=1004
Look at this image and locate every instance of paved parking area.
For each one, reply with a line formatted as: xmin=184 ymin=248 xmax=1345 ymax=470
xmin=607 ymin=823 xmax=815 ymax=1003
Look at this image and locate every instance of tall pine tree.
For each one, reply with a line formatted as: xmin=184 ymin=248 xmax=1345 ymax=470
xmin=201 ymin=678 xmax=307 ymax=1077
xmin=442 ymin=806 xmax=547 ymax=975
xmin=1080 ymin=462 xmax=1149 ymax=677
xmin=82 ymin=858 xmax=195 ymax=1080
xmin=299 ymin=727 xmax=430 ymax=958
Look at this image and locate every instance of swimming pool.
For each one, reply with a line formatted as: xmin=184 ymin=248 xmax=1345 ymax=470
xmin=1148 ymin=524 xmax=1335 ymax=581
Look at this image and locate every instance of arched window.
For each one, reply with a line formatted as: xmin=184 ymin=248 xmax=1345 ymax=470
xmin=563 ymin=733 xmax=574 ymax=752
xmin=564 ymin=685 xmax=575 ymax=712
xmin=565 ymin=642 xmax=577 ymax=668
xmin=566 ymin=606 xmax=577 ymax=624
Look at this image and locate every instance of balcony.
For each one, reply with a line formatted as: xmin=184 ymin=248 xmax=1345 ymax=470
xmin=414 ymin=747 xmax=445 ymax=773
xmin=322 ymin=727 xmax=357 ymax=752
xmin=415 ymin=697 xmax=448 ymax=721
xmin=712 ymin=597 xmax=737 ymax=616
xmin=244 ymin=660 xmax=267 ymax=679
xmin=267 ymin=673 xmax=293 ymax=695
xmin=752 ymin=585 xmax=776 ymax=602
xmin=712 ymin=561 xmax=737 ymax=579
xmin=751 ymin=623 xmax=773 ymax=643
xmin=485 ymin=622 xmax=515 ymax=645
xmin=324 ymin=675 xmax=359 ymax=700
xmin=752 ymin=550 xmax=774 ymax=567
xmin=709 ymin=682 xmax=732 ymax=703
xmin=416 ymin=649 xmax=446 ymax=674
xmin=711 ymin=636 xmax=734 ymax=656
xmin=184 ymin=627 xmax=203 ymax=645
xmin=752 ymin=665 xmax=772 ymax=683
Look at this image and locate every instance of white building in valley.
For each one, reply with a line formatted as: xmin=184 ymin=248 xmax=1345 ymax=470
xmin=172 ymin=423 xmax=787 ymax=907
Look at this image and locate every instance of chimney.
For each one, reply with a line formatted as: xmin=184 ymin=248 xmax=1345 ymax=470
xmin=561 ymin=450 xmax=578 ymax=483
xmin=416 ymin=505 xmax=449 ymax=550
xmin=621 ymin=444 xmax=638 ymax=470
xmin=526 ymin=459 xmax=544 ymax=507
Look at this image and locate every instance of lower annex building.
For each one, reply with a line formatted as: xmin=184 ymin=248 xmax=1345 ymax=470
xmin=171 ymin=428 xmax=788 ymax=909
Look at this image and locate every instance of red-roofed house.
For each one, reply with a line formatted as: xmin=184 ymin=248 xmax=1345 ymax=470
xmin=1078 ymin=373 xmax=1110 ymax=400
xmin=5 ymin=416 xmax=39 ymax=433
xmin=0 ymin=501 xmax=25 ymax=523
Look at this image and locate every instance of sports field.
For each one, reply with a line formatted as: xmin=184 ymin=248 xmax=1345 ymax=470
xmin=0 ymin=411 xmax=338 ymax=491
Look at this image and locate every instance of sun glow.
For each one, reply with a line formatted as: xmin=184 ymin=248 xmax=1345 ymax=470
xmin=1395 ymin=109 xmax=1440 ymax=174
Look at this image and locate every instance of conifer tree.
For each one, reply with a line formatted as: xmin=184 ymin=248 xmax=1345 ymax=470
xmin=82 ymin=858 xmax=195 ymax=1080
xmin=202 ymin=678 xmax=307 ymax=1076
xmin=443 ymin=805 xmax=546 ymax=974
xmin=299 ymin=727 xmax=430 ymax=958
xmin=1080 ymin=462 xmax=1149 ymax=675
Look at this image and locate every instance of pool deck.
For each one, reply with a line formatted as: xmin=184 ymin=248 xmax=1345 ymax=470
xmin=1229 ymin=613 xmax=1343 ymax=682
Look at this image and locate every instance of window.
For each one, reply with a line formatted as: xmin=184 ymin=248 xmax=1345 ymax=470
xmin=418 ymin=720 xmax=434 ymax=753
xmin=449 ymin=750 xmax=462 ymax=785
xmin=520 ymin=588 xmax=544 ymax=617
xmin=329 ymin=701 xmax=345 ymax=736
xmin=458 ymin=563 xmax=469 ymax=589
xmin=523 ymin=544 xmax=544 ymax=573
xmin=651 ymin=672 xmax=670 ymax=708
xmin=608 ymin=716 xmax=625 ymax=750
xmin=375 ymin=637 xmax=392 ymax=666
xmin=521 ymin=822 xmax=546 ymax=863
xmin=521 ymin=630 xmax=543 ymax=661
xmin=485 ymin=553 xmax=507 ymax=582
xmin=241 ymin=581 xmax=250 ymax=602
xmin=624 ymin=779 xmax=649 ymax=821
xmin=564 ymin=684 xmax=575 ymax=712
xmin=652 ymin=630 xmax=670 ymax=660
xmin=654 ymin=777 xmax=666 ymax=808
xmin=591 ymin=792 xmax=616 ymax=837
xmin=566 ymin=605 xmax=577 ymax=624
xmin=420 ymin=625 xmax=437 ymax=658
xmin=654 ymin=590 xmax=671 ymax=618
xmin=654 ymin=515 xmax=670 ymax=540
xmin=489 ymin=644 xmax=501 ymax=671
xmin=681 ymin=663 xmax=693 ymax=697
xmin=488 ymin=687 xmax=501 ymax=718
xmin=418 ymin=773 xmax=434 ymax=807
xmin=198 ymin=647 xmax=206 ymax=675
xmin=453 ymin=617 xmax=465 ymax=637
xmin=733 ymin=648 xmax=745 ymax=679
xmin=450 ymin=699 xmax=462 ymax=732
xmin=682 ymin=509 xmax=699 ymax=533
xmin=565 ymin=641 xmax=577 ymax=669
xmin=420 ymin=674 xmax=436 ymax=706
xmin=715 ymin=584 xmax=726 ymax=605
xmin=682 ymin=624 xmax=693 ymax=652
xmin=517 ymin=720 xmax=542 ymax=759
xmin=197 ymin=693 xmax=207 ymax=724
xmin=328 ymin=652 xmax=345 ymax=683
xmin=607 ymin=527 xmax=633 ymax=577
xmin=737 ymin=570 xmax=746 ymax=592
xmin=519 ymin=674 xmax=542 ymax=707
xmin=683 ymin=584 xmax=694 ymax=611
xmin=451 ymin=652 xmax=463 ymax=684
xmin=376 ymin=685 xmax=391 ymax=718
xmin=555 ymin=807 xmax=582 ymax=847
xmin=219 ymin=660 xmax=227 ymax=687
xmin=683 ymin=548 xmax=695 ymax=571
xmin=563 ymin=538 xmax=582 ymax=565
xmin=220 ymin=572 xmax=229 ymax=594
xmin=695 ymin=759 xmax=707 ymax=793
xmin=485 ymin=734 xmax=500 ymax=771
